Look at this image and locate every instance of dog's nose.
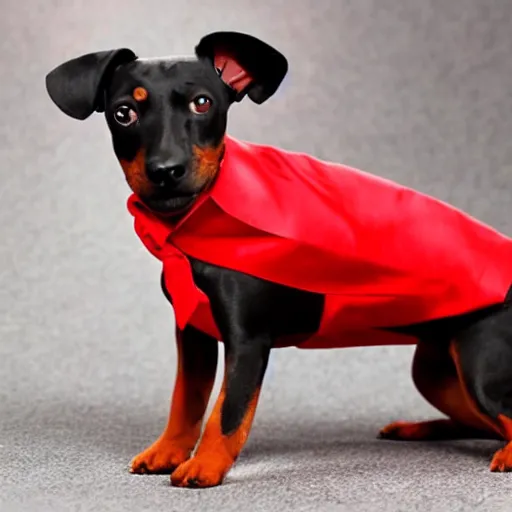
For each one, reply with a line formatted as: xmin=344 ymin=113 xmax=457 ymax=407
xmin=146 ymin=161 xmax=187 ymax=186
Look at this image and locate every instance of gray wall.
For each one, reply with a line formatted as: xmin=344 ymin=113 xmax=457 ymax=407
xmin=2 ymin=1 xmax=512 ymax=511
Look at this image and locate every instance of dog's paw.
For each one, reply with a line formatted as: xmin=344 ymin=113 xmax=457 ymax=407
xmin=490 ymin=444 xmax=512 ymax=472
xmin=378 ymin=420 xmax=432 ymax=441
xmin=130 ymin=439 xmax=191 ymax=474
xmin=170 ymin=456 xmax=227 ymax=488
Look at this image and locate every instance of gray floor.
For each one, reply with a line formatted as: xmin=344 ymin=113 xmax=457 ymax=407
xmin=2 ymin=1 xmax=512 ymax=510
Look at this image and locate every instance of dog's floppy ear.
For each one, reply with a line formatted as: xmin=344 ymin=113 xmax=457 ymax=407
xmin=45 ymin=49 xmax=137 ymax=120
xmin=195 ymin=32 xmax=288 ymax=104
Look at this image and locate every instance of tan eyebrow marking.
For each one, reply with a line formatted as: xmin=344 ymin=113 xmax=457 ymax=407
xmin=133 ymin=87 xmax=148 ymax=102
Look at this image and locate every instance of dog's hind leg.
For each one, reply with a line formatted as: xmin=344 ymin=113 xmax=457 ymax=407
xmin=450 ymin=305 xmax=512 ymax=471
xmin=379 ymin=340 xmax=499 ymax=441
xmin=379 ymin=418 xmax=496 ymax=441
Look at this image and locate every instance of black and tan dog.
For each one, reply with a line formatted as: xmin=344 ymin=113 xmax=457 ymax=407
xmin=46 ymin=31 xmax=512 ymax=488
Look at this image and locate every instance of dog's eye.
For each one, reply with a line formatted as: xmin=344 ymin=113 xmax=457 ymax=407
xmin=114 ymin=105 xmax=138 ymax=127
xmin=189 ymin=96 xmax=212 ymax=115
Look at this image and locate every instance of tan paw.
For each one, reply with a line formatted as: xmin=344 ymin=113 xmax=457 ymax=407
xmin=130 ymin=439 xmax=191 ymax=475
xmin=490 ymin=445 xmax=512 ymax=472
xmin=170 ymin=455 xmax=229 ymax=488
xmin=379 ymin=420 xmax=426 ymax=440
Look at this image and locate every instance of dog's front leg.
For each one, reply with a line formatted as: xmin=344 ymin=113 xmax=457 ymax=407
xmin=131 ymin=325 xmax=218 ymax=474
xmin=170 ymin=336 xmax=271 ymax=488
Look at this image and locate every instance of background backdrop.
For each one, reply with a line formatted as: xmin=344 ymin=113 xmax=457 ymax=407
xmin=1 ymin=1 xmax=512 ymax=510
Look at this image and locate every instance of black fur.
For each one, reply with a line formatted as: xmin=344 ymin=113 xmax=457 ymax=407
xmin=455 ymin=305 xmax=512 ymax=421
xmin=161 ymin=258 xmax=323 ymax=435
xmin=188 ymin=257 xmax=323 ymax=435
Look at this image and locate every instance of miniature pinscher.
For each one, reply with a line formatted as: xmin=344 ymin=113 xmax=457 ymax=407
xmin=45 ymin=31 xmax=512 ymax=488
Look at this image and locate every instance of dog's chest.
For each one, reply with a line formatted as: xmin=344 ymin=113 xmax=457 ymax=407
xmin=177 ymin=256 xmax=325 ymax=344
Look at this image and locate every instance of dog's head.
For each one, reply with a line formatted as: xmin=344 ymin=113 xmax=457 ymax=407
xmin=46 ymin=32 xmax=288 ymax=215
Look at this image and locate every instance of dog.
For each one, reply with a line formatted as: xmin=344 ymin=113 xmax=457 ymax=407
xmin=46 ymin=31 xmax=512 ymax=488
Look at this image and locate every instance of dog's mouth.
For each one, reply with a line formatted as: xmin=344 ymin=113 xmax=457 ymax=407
xmin=143 ymin=193 xmax=199 ymax=216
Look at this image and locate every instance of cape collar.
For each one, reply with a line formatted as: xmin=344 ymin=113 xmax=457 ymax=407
xmin=127 ymin=190 xmax=210 ymax=251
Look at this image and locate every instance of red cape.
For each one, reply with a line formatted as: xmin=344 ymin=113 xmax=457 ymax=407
xmin=127 ymin=136 xmax=512 ymax=349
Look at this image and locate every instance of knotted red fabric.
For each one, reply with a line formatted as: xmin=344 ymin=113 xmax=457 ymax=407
xmin=127 ymin=135 xmax=512 ymax=349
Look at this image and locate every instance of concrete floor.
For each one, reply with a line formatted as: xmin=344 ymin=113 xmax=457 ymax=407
xmin=1 ymin=1 xmax=512 ymax=510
